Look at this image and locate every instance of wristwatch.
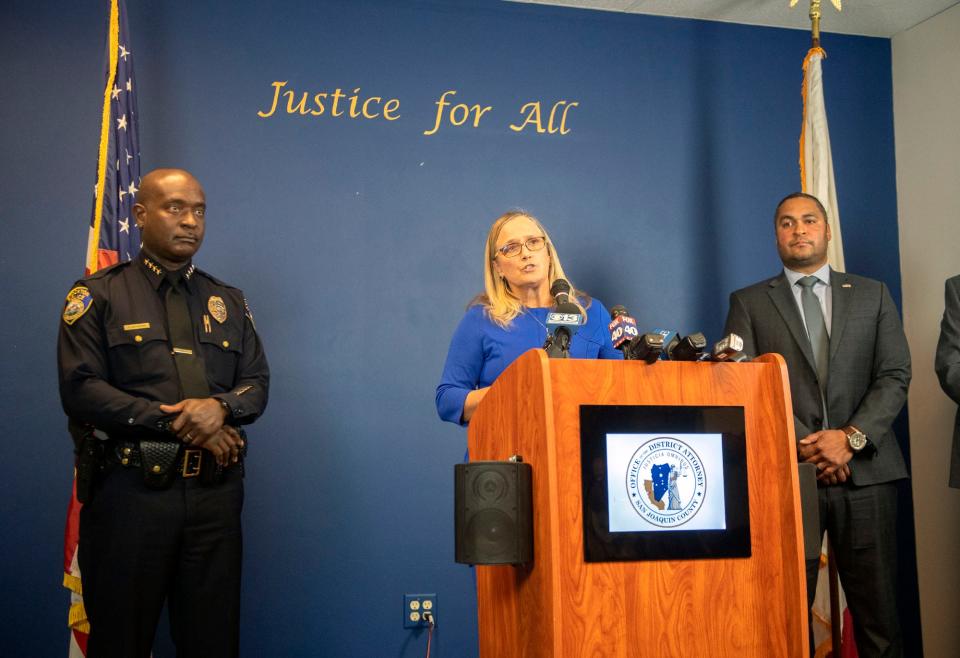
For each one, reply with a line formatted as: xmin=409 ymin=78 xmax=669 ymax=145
xmin=845 ymin=426 xmax=868 ymax=453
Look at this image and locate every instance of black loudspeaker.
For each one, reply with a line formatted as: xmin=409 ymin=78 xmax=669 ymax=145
xmin=454 ymin=461 xmax=533 ymax=565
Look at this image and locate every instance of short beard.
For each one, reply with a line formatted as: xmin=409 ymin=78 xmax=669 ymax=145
xmin=779 ymin=248 xmax=827 ymax=272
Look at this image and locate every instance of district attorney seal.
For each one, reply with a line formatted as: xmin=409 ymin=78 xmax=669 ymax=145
xmin=625 ymin=436 xmax=707 ymax=528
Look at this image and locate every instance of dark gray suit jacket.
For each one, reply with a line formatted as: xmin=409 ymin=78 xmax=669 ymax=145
xmin=724 ymin=269 xmax=911 ymax=487
xmin=935 ymin=274 xmax=960 ymax=488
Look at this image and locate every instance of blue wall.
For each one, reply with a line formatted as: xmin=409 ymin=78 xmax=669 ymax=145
xmin=0 ymin=1 xmax=907 ymax=655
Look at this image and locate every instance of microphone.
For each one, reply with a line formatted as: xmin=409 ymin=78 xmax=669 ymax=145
xmin=550 ymin=278 xmax=574 ymax=306
xmin=608 ymin=305 xmax=640 ymax=352
xmin=628 ymin=333 xmax=666 ymax=364
xmin=543 ymin=279 xmax=583 ymax=359
xmin=609 ymin=306 xmax=662 ymax=363
xmin=652 ymin=329 xmax=679 ymax=360
xmin=711 ymin=334 xmax=752 ymax=362
xmin=668 ymin=332 xmax=707 ymax=361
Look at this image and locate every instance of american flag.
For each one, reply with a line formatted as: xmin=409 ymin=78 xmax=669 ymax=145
xmin=85 ymin=0 xmax=141 ymax=275
xmin=65 ymin=1 xmax=141 ymax=655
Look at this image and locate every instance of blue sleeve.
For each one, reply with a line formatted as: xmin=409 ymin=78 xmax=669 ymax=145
xmin=436 ymin=308 xmax=484 ymax=426
xmin=592 ymin=301 xmax=623 ymax=360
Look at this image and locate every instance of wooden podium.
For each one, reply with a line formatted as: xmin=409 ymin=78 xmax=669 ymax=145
xmin=467 ymin=349 xmax=808 ymax=658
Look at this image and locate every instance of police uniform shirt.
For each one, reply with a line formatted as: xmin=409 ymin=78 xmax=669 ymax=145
xmin=58 ymin=252 xmax=269 ymax=437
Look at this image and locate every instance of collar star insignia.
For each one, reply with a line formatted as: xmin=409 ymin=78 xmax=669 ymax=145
xmin=143 ymin=257 xmax=163 ymax=275
xmin=185 ymin=264 xmax=196 ymax=280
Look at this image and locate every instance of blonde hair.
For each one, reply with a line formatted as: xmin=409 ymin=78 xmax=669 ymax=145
xmin=471 ymin=210 xmax=590 ymax=328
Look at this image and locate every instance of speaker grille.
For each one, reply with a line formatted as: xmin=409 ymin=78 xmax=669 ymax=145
xmin=472 ymin=469 xmax=509 ymax=503
xmin=455 ymin=461 xmax=533 ymax=565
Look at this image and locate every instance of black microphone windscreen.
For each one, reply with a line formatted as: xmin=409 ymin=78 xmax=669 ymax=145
xmin=610 ymin=305 xmax=629 ymax=318
xmin=550 ymin=279 xmax=571 ymax=298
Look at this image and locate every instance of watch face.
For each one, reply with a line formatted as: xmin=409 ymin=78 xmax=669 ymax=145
xmin=848 ymin=431 xmax=867 ymax=451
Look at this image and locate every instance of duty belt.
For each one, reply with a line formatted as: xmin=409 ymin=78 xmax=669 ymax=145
xmin=110 ymin=440 xmax=235 ymax=481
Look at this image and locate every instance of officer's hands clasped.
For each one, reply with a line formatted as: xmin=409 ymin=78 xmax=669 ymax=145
xmin=159 ymin=397 xmax=243 ymax=465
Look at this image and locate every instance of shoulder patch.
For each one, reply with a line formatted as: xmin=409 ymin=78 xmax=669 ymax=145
xmin=63 ymin=286 xmax=93 ymax=325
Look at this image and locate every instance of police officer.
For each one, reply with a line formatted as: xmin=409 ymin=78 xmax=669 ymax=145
xmin=58 ymin=168 xmax=269 ymax=657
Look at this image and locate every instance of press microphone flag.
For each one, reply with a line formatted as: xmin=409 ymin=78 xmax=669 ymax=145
xmin=544 ymin=279 xmax=583 ymax=358
xmin=608 ymin=305 xmax=639 ymax=350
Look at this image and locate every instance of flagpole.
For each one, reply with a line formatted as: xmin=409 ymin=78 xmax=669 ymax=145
xmin=809 ymin=0 xmax=822 ymax=47
xmin=809 ymin=0 xmax=843 ymax=647
xmin=809 ymin=3 xmax=843 ymax=654
xmin=790 ymin=0 xmax=841 ymax=47
xmin=791 ymin=3 xmax=847 ymax=655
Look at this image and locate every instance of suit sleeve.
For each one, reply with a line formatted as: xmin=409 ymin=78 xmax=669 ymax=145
xmin=212 ymin=298 xmax=269 ymax=425
xmin=724 ymin=291 xmax=812 ymax=440
xmin=848 ymin=283 xmax=911 ymax=445
xmin=936 ymin=277 xmax=960 ymax=405
xmin=57 ymin=286 xmax=168 ymax=434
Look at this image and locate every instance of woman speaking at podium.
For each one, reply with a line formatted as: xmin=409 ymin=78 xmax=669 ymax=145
xmin=436 ymin=210 xmax=621 ymax=426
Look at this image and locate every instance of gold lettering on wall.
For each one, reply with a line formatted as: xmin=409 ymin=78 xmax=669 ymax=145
xmin=257 ymin=81 xmax=401 ymax=121
xmin=257 ymin=81 xmax=577 ymax=135
xmin=510 ymin=101 xmax=577 ymax=134
xmin=423 ymin=90 xmax=493 ymax=136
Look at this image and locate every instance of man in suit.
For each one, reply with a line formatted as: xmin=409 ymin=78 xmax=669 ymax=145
xmin=724 ymin=192 xmax=911 ymax=658
xmin=936 ymin=275 xmax=960 ymax=488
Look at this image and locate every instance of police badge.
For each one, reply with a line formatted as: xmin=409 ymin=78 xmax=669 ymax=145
xmin=62 ymin=286 xmax=93 ymax=325
xmin=207 ymin=296 xmax=228 ymax=324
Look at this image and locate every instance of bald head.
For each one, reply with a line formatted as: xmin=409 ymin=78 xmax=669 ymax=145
xmin=136 ymin=168 xmax=202 ymax=207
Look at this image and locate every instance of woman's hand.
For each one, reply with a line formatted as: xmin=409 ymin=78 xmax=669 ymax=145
xmin=461 ymin=387 xmax=490 ymax=423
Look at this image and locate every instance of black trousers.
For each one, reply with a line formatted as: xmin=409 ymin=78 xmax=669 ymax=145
xmin=805 ymin=481 xmax=901 ymax=658
xmin=79 ymin=464 xmax=244 ymax=658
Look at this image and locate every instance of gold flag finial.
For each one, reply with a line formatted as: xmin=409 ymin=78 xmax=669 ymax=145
xmin=790 ymin=0 xmax=841 ymax=47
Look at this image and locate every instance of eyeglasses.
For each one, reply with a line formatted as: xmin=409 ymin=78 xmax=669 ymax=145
xmin=495 ymin=236 xmax=547 ymax=258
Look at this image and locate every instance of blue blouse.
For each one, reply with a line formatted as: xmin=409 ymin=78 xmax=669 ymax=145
xmin=435 ymin=301 xmax=623 ymax=425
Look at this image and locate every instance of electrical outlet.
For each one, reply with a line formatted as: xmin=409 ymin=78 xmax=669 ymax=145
xmin=403 ymin=593 xmax=437 ymax=629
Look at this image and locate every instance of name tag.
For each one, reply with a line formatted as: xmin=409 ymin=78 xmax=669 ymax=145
xmin=123 ymin=322 xmax=151 ymax=331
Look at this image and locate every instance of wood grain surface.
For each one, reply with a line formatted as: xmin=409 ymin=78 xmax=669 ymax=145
xmin=469 ymin=350 xmax=807 ymax=657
